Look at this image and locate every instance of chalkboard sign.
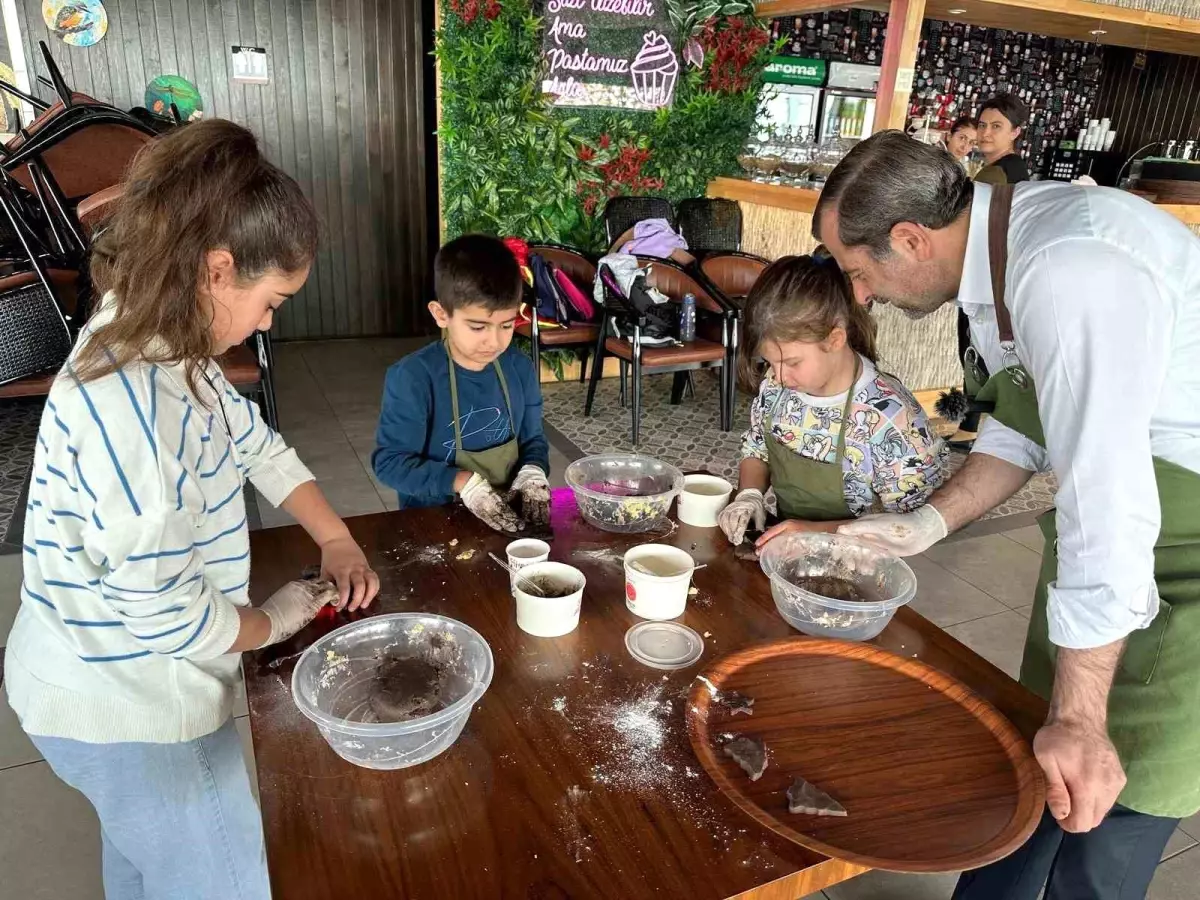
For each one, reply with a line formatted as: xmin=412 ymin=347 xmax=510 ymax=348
xmin=541 ymin=0 xmax=680 ymax=111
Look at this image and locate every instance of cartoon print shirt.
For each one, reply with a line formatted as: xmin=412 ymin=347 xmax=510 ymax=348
xmin=740 ymin=354 xmax=946 ymax=516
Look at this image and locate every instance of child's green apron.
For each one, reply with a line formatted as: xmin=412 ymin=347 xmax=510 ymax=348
xmin=445 ymin=342 xmax=519 ymax=488
xmin=966 ymin=184 xmax=1200 ymax=819
xmin=764 ymin=358 xmax=860 ymax=523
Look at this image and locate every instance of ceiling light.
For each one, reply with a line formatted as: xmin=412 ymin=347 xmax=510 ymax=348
xmin=1089 ymin=28 xmax=1107 ymax=35
xmin=948 ymin=7 xmax=967 ymax=12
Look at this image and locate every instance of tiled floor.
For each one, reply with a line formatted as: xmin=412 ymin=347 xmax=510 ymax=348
xmin=1 ymin=339 xmax=1196 ymax=899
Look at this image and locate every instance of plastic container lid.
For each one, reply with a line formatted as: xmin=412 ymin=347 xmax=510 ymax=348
xmin=624 ymin=621 xmax=704 ymax=671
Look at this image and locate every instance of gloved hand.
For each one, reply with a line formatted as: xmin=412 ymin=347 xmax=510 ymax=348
xmin=258 ymin=579 xmax=340 ymax=647
xmin=461 ymin=472 xmax=525 ymax=533
xmin=507 ymin=464 xmax=550 ymax=527
xmin=837 ymin=505 xmax=948 ymax=556
xmin=718 ymin=489 xmax=767 ymax=545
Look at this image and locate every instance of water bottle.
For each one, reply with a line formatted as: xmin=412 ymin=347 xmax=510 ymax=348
xmin=680 ymin=293 xmax=696 ymax=343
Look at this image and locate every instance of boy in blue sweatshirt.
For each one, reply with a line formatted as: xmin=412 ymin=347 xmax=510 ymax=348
xmin=373 ymin=234 xmax=551 ymax=532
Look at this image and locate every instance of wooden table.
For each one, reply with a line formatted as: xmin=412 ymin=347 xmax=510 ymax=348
xmin=245 ymin=489 xmax=1048 ymax=899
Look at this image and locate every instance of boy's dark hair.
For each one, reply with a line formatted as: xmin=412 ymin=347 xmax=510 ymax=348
xmin=978 ymin=93 xmax=1028 ymax=130
xmin=434 ymin=234 xmax=522 ymax=313
xmin=949 ymin=115 xmax=977 ymax=134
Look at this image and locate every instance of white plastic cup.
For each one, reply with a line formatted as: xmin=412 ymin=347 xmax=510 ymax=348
xmin=514 ymin=561 xmax=584 ymax=637
xmin=506 ymin=538 xmax=551 ymax=596
xmin=624 ymin=544 xmax=695 ymax=620
xmin=676 ymin=474 xmax=733 ymax=527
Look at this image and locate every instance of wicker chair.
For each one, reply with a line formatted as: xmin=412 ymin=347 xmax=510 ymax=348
xmin=603 ymin=196 xmax=675 ymax=249
xmin=676 ymin=198 xmax=743 ymax=255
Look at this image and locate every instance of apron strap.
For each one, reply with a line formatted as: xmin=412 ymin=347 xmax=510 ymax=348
xmin=987 ymin=183 xmax=1015 ymax=343
xmin=834 ymin=355 xmax=861 ymax=463
xmin=444 ymin=340 xmax=517 ymax=453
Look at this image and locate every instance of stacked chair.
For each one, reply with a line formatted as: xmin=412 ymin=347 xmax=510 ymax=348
xmin=515 ymin=243 xmax=599 ymax=383
xmin=0 ymin=42 xmax=282 ymax=429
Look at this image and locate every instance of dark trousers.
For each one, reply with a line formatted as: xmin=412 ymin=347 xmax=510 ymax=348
xmin=953 ymin=805 xmax=1179 ymax=900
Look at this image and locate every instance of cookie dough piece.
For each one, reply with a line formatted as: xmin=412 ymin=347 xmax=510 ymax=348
xmin=722 ymin=691 xmax=754 ymax=717
xmin=724 ymin=735 xmax=768 ymax=781
xmin=786 ymin=777 xmax=847 ymax=817
xmin=367 ymin=656 xmax=446 ymax=722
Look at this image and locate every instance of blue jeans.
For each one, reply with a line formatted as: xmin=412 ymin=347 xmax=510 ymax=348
xmin=30 ymin=719 xmax=271 ymax=900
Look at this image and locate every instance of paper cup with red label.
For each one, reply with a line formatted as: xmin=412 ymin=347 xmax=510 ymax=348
xmin=514 ymin=561 xmax=585 ymax=637
xmin=624 ymin=544 xmax=695 ymax=620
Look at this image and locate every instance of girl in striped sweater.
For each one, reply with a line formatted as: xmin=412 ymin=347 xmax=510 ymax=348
xmin=3 ymin=120 xmax=378 ymax=899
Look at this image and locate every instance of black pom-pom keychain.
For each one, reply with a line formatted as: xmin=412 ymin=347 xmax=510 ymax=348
xmin=935 ymin=387 xmax=970 ymax=423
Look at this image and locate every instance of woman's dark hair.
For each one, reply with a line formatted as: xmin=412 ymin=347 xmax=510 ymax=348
xmin=737 ymin=250 xmax=878 ymax=393
xmin=978 ymin=93 xmax=1028 ymax=130
xmin=79 ymin=119 xmax=318 ymax=395
xmin=434 ymin=234 xmax=522 ymax=313
xmin=949 ymin=115 xmax=977 ymax=135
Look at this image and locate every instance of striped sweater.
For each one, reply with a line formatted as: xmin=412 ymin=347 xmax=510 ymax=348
xmin=4 ymin=304 xmax=313 ymax=744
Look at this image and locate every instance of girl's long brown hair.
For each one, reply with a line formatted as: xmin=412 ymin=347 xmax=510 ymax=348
xmin=76 ymin=119 xmax=318 ymax=396
xmin=737 ymin=249 xmax=878 ymax=393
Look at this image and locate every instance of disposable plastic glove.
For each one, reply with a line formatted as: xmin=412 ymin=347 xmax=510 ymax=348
xmin=837 ymin=505 xmax=948 ymax=556
xmin=461 ymin=472 xmax=525 ymax=533
xmin=507 ymin=464 xmax=550 ymax=527
xmin=718 ymin=489 xmax=767 ymax=545
xmin=259 ymin=579 xmax=340 ymax=647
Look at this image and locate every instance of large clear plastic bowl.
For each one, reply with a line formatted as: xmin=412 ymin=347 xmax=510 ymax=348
xmin=291 ymin=613 xmax=494 ymax=770
xmin=757 ymin=532 xmax=917 ymax=641
xmin=565 ymin=453 xmax=684 ymax=534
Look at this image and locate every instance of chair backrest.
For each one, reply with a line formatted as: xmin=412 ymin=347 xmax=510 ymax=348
xmin=528 ymin=244 xmax=596 ymax=286
xmin=676 ymin=198 xmax=742 ymax=253
xmin=7 ymin=118 xmax=152 ymax=200
xmin=700 ymin=252 xmax=769 ymax=300
xmin=603 ymin=196 xmax=674 ymax=247
xmin=635 ymin=256 xmax=725 ymax=314
xmin=76 ymin=183 xmax=123 ymax=238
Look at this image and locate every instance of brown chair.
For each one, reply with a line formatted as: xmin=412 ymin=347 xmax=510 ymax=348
xmin=585 ymin=257 xmax=732 ymax=445
xmin=696 ymin=251 xmax=769 ymax=402
xmin=76 ymin=184 xmax=123 ymax=238
xmin=515 ymin=244 xmax=600 ymax=384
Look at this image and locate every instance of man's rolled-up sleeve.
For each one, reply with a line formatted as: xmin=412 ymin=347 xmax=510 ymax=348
xmin=971 ymin=416 xmax=1049 ymax=473
xmin=1013 ymin=239 xmax=1170 ymax=649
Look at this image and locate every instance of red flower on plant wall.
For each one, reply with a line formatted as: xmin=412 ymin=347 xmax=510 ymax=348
xmin=700 ymin=16 xmax=769 ymax=94
xmin=577 ymin=144 xmax=665 ymax=219
xmin=449 ymin=0 xmax=501 ymax=24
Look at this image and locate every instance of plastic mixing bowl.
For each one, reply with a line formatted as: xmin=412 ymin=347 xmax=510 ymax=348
xmin=757 ymin=532 xmax=917 ymax=641
xmin=292 ymin=613 xmax=494 ymax=769
xmin=565 ymin=453 xmax=684 ymax=533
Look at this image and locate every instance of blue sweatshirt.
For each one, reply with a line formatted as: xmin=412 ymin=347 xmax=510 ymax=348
xmin=372 ymin=341 xmax=550 ymax=508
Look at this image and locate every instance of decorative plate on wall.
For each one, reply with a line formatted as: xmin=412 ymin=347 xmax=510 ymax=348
xmin=145 ymin=75 xmax=204 ymax=122
xmin=42 ymin=0 xmax=109 ymax=48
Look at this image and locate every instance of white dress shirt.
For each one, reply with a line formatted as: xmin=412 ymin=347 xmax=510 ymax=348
xmin=960 ymin=182 xmax=1200 ymax=650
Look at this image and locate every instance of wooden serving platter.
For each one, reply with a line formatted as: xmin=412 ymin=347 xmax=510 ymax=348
xmin=686 ymin=638 xmax=1045 ymax=873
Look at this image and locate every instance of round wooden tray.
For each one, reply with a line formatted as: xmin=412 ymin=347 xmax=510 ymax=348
xmin=686 ymin=638 xmax=1045 ymax=873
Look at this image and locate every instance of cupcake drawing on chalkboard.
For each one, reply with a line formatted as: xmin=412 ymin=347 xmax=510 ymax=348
xmin=630 ymin=31 xmax=679 ymax=109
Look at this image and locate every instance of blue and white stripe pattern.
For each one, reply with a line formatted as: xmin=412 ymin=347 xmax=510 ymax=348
xmin=4 ymin=300 xmax=314 ymax=744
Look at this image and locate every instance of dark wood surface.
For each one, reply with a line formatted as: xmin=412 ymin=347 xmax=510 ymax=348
xmin=245 ymin=488 xmax=1049 ymax=900
xmin=687 ymin=639 xmax=1045 ymax=874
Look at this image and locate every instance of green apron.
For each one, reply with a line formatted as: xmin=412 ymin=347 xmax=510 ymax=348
xmin=968 ymin=184 xmax=1200 ymax=818
xmin=445 ymin=341 xmax=520 ymax=487
xmin=765 ymin=358 xmax=860 ymax=522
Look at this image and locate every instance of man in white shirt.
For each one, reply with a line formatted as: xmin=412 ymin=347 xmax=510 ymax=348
xmin=814 ymin=130 xmax=1200 ymax=899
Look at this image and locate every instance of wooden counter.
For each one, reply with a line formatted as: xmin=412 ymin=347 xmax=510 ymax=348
xmin=245 ymin=493 xmax=1049 ymax=900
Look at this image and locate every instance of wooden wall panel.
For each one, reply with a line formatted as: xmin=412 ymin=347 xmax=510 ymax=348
xmin=1096 ymin=45 xmax=1200 ymax=158
xmin=5 ymin=0 xmax=432 ymax=340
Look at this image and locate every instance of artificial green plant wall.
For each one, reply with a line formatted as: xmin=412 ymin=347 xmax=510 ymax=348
xmin=436 ymin=0 xmax=773 ymax=252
